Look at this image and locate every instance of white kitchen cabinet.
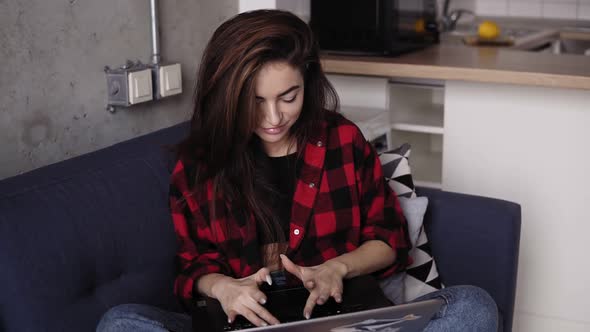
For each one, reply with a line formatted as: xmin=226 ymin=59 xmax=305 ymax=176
xmin=329 ymin=74 xmax=446 ymax=188
xmin=334 ymin=75 xmax=590 ymax=332
xmin=444 ymin=80 xmax=590 ymax=332
xmin=388 ymin=79 xmax=445 ymax=188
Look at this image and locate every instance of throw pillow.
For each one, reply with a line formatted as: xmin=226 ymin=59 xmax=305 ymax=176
xmin=379 ymin=143 xmax=416 ymax=199
xmin=404 ymin=227 xmax=444 ymax=302
xmin=379 ymin=196 xmax=429 ymax=304
xmin=398 ymin=196 xmax=429 ymax=251
xmin=378 ymin=143 xmax=444 ymax=303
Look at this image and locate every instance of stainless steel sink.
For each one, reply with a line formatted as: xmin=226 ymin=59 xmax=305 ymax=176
xmin=442 ymin=24 xmax=590 ymax=56
xmin=528 ymin=30 xmax=590 ymax=55
xmin=441 ymin=25 xmax=558 ymax=49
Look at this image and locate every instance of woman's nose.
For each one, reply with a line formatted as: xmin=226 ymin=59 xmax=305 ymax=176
xmin=264 ymin=103 xmax=282 ymax=126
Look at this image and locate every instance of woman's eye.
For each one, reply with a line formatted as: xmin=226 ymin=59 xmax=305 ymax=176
xmin=283 ymin=95 xmax=297 ymax=103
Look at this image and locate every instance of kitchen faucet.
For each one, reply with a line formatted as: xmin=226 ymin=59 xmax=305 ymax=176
xmin=440 ymin=0 xmax=475 ymax=31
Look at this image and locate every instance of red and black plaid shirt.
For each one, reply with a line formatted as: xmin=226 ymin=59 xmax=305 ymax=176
xmin=169 ymin=113 xmax=411 ymax=305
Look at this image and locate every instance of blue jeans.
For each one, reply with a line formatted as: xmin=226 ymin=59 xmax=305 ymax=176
xmin=96 ymin=304 xmax=192 ymax=332
xmin=413 ymin=285 xmax=498 ymax=332
xmin=96 ymin=285 xmax=497 ymax=332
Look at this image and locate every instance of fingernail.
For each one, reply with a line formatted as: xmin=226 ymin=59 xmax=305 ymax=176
xmin=228 ymin=318 xmax=232 ymax=324
xmin=260 ymin=298 xmax=267 ymax=305
xmin=304 ymin=312 xmax=310 ymax=320
xmin=280 ymin=254 xmax=286 ymax=259
xmin=266 ymin=275 xmax=272 ymax=286
xmin=262 ymin=323 xmax=268 ymax=327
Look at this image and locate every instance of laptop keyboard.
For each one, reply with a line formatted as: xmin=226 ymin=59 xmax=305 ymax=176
xmin=223 ymin=301 xmax=368 ymax=331
xmin=196 ymin=274 xmax=393 ymax=331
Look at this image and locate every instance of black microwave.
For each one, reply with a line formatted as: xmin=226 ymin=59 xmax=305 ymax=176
xmin=309 ymin=0 xmax=439 ymax=56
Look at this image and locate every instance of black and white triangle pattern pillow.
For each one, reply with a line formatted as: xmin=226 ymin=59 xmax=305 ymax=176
xmin=379 ymin=143 xmax=416 ymax=199
xmin=378 ymin=143 xmax=444 ymax=303
xmin=404 ymin=226 xmax=444 ymax=301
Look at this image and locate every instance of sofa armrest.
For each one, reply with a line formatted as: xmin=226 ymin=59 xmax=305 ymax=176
xmin=416 ymin=187 xmax=521 ymax=332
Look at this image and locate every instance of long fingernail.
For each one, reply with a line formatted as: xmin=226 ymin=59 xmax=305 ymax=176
xmin=266 ymin=275 xmax=272 ymax=286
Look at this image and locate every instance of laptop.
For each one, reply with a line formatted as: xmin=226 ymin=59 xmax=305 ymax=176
xmin=191 ymin=274 xmax=442 ymax=332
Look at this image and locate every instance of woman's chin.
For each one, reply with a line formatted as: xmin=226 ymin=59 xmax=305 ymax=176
xmin=259 ymin=133 xmax=287 ymax=145
xmin=256 ymin=131 xmax=293 ymax=155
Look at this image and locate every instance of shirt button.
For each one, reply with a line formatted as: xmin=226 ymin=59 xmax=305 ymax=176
xmin=308 ymin=182 xmax=315 ymax=188
xmin=294 ymin=229 xmax=300 ymax=236
xmin=316 ymin=141 xmax=323 ymax=147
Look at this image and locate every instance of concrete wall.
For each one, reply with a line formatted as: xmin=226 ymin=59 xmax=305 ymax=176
xmin=0 ymin=0 xmax=238 ymax=180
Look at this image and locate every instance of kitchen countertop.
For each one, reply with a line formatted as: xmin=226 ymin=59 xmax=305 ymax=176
xmin=320 ymin=18 xmax=590 ymax=90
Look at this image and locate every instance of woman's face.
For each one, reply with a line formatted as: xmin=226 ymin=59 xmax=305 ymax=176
xmin=253 ymin=61 xmax=304 ymax=157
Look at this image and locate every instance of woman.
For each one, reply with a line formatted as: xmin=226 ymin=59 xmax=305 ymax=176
xmin=97 ymin=9 xmax=498 ymax=332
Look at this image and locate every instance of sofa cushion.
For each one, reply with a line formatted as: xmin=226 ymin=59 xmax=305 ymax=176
xmin=417 ymin=186 xmax=521 ymax=332
xmin=0 ymin=122 xmax=189 ymax=332
xmin=398 ymin=196 xmax=429 ymax=246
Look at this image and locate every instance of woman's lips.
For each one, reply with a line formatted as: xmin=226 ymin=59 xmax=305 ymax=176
xmin=261 ymin=124 xmax=287 ymax=135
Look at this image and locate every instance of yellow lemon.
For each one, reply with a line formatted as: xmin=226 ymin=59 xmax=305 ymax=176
xmin=478 ymin=20 xmax=500 ymax=39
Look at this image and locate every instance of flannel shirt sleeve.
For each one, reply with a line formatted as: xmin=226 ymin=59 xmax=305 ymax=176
xmin=353 ymin=131 xmax=412 ymax=278
xmin=169 ymin=159 xmax=231 ymax=307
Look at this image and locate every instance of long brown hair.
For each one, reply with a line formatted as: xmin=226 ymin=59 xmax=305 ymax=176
xmin=177 ymin=9 xmax=339 ymax=242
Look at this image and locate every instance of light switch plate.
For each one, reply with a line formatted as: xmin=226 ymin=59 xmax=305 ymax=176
xmin=159 ymin=63 xmax=182 ymax=97
xmin=128 ymin=69 xmax=153 ymax=104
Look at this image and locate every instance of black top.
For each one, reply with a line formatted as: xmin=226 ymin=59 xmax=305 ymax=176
xmin=267 ymin=152 xmax=299 ymax=238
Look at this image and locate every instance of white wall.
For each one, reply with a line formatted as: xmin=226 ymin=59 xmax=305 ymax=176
xmin=475 ymin=0 xmax=590 ymax=20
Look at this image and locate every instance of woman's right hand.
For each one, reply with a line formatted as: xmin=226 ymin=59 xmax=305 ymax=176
xmin=211 ymin=267 xmax=280 ymax=327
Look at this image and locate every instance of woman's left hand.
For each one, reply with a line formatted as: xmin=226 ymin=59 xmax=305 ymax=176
xmin=279 ymin=254 xmax=348 ymax=319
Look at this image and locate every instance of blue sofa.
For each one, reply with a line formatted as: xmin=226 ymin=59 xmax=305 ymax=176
xmin=0 ymin=122 xmax=521 ymax=332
